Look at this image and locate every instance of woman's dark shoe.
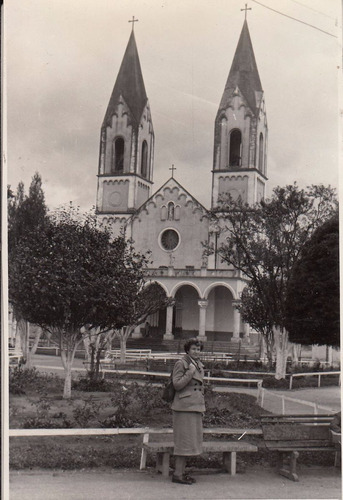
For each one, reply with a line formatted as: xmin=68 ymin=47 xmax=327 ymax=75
xmin=172 ymin=474 xmax=193 ymax=485
xmin=183 ymin=474 xmax=196 ymax=483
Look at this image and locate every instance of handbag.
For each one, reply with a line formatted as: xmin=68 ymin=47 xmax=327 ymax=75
xmin=161 ymin=370 xmax=175 ymax=402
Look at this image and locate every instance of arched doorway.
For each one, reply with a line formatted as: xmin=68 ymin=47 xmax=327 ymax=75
xmin=206 ymin=286 xmax=234 ymax=341
xmin=174 ymin=285 xmax=200 ymax=338
xmin=143 ymin=283 xmax=168 ymax=338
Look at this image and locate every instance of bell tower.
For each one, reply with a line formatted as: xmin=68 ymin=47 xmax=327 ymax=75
xmin=211 ymin=19 xmax=267 ymax=208
xmin=96 ymin=24 xmax=154 ymax=233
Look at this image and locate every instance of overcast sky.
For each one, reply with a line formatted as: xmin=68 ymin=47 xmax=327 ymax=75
xmin=5 ymin=0 xmax=341 ymax=212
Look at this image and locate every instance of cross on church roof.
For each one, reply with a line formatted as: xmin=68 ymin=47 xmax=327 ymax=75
xmin=128 ymin=16 xmax=139 ymax=31
xmin=241 ymin=3 xmax=252 ymax=20
xmin=169 ymin=164 xmax=176 ymax=178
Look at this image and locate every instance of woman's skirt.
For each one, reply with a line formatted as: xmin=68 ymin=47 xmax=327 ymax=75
xmin=172 ymin=411 xmax=203 ymax=456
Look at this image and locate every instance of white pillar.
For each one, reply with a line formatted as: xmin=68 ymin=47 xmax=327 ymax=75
xmin=232 ymin=300 xmax=241 ymax=342
xmin=197 ymin=300 xmax=208 ymax=341
xmin=163 ymin=304 xmax=174 ymax=340
xmin=243 ymin=322 xmax=250 ymax=343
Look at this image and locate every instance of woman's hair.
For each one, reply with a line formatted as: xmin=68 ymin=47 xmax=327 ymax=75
xmin=183 ymin=338 xmax=204 ymax=353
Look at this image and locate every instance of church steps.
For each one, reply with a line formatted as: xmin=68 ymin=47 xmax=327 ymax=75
xmin=110 ymin=337 xmax=260 ymax=359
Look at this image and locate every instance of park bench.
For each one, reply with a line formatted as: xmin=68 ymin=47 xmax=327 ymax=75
xmin=142 ymin=429 xmax=259 ymax=477
xmin=261 ymin=414 xmax=340 ymax=481
xmin=103 ymin=349 xmax=152 ymax=362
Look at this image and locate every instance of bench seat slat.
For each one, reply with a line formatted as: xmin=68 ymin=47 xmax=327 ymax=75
xmin=264 ymin=441 xmax=336 ymax=450
xmin=143 ymin=441 xmax=258 ymax=453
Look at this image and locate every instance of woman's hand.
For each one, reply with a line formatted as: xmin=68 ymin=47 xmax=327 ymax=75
xmin=188 ymin=363 xmax=196 ymax=374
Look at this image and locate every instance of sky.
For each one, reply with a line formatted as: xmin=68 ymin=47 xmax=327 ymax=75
xmin=4 ymin=0 xmax=341 ymax=212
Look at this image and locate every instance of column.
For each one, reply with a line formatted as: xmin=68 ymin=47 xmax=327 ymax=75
xmin=243 ymin=322 xmax=250 ymax=343
xmin=197 ymin=300 xmax=208 ymax=341
xmin=163 ymin=304 xmax=174 ymax=340
xmin=232 ymin=300 xmax=241 ymax=342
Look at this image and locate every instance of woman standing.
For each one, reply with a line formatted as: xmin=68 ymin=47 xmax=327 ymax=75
xmin=171 ymin=338 xmax=205 ymax=485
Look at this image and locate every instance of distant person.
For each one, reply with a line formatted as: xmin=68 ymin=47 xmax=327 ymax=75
xmin=171 ymin=338 xmax=205 ymax=485
xmin=144 ymin=321 xmax=150 ymax=338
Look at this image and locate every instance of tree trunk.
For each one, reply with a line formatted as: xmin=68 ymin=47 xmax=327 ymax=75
xmin=26 ymin=328 xmax=42 ymax=368
xmin=16 ymin=318 xmax=28 ymax=359
xmin=60 ymin=344 xmax=77 ymax=399
xmin=274 ymin=326 xmax=289 ymax=380
xmin=291 ymin=343 xmax=301 ymax=367
xmin=119 ymin=332 xmax=127 ymax=364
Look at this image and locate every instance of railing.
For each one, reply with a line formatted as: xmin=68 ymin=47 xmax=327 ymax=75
xmin=144 ymin=268 xmax=237 ymax=278
xmin=101 ymin=368 xmax=263 ymax=388
xmin=257 ymin=386 xmax=337 ymax=415
xmin=289 ymin=371 xmax=341 ymax=389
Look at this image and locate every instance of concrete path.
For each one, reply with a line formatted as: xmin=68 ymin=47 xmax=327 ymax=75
xmin=9 ymin=466 xmax=341 ymax=500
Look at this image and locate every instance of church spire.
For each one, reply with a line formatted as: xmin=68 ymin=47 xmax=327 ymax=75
xmin=103 ymin=30 xmax=148 ymax=127
xmin=96 ymin=28 xmax=154 ymax=230
xmin=219 ymin=20 xmax=262 ymax=115
xmin=212 ymin=20 xmax=268 ymax=208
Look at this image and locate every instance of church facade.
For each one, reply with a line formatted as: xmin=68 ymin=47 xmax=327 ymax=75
xmin=96 ymin=21 xmax=268 ymax=343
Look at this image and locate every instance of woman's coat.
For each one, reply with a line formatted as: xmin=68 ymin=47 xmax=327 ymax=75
xmin=171 ymin=356 xmax=205 ymax=413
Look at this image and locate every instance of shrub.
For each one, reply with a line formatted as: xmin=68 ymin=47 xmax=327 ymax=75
xmin=9 ymin=367 xmax=40 ymax=395
xmin=72 ymin=377 xmax=112 ymax=392
xmin=72 ymin=397 xmax=104 ymax=427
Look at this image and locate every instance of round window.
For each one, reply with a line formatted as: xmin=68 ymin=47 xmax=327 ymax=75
xmin=160 ymin=229 xmax=179 ymax=251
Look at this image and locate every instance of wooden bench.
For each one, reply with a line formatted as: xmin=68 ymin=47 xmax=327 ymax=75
xmin=261 ymin=414 xmax=339 ymax=481
xmin=143 ymin=440 xmax=258 ymax=477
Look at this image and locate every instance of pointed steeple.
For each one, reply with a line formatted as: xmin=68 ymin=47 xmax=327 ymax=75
xmin=103 ymin=31 xmax=148 ymax=127
xmin=219 ymin=20 xmax=262 ymax=114
xmin=96 ymin=29 xmax=154 ymax=231
xmin=212 ymin=20 xmax=268 ymax=209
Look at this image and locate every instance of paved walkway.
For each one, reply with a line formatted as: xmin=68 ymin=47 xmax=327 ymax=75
xmin=9 ymin=466 xmax=341 ymax=500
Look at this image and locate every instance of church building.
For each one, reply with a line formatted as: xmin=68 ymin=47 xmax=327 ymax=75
xmin=95 ymin=19 xmax=268 ymax=344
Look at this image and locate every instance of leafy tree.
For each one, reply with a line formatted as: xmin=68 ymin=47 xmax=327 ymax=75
xmin=8 ymin=173 xmax=48 ymax=366
xmin=211 ymin=184 xmax=337 ymax=379
xmin=285 ymin=214 xmax=339 ymax=347
xmin=112 ymin=282 xmax=171 ymax=363
xmin=9 ymin=205 xmax=152 ymax=398
xmin=82 ymin=282 xmax=170 ymax=379
xmin=238 ymin=282 xmax=275 ymax=368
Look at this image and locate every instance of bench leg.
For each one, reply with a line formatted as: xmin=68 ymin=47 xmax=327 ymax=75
xmin=279 ymin=451 xmax=299 ymax=482
xmin=334 ymin=451 xmax=341 ymax=468
xmin=156 ymin=453 xmax=163 ymax=474
xmin=223 ymin=451 xmax=236 ymax=475
xmin=156 ymin=452 xmax=170 ymax=478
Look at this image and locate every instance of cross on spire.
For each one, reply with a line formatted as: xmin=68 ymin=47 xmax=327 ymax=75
xmin=128 ymin=16 xmax=139 ymax=31
xmin=169 ymin=164 xmax=176 ymax=178
xmin=241 ymin=3 xmax=252 ymax=20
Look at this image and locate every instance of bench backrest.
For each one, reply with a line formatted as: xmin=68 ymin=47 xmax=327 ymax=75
xmin=261 ymin=414 xmax=334 ymax=444
xmin=262 ymin=423 xmax=331 ymax=442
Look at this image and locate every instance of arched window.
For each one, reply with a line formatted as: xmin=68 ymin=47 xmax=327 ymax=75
xmin=112 ymin=138 xmax=124 ymax=173
xmin=258 ymin=133 xmax=264 ymax=173
xmin=229 ymin=129 xmax=242 ymax=167
xmin=141 ymin=140 xmax=148 ymax=178
xmin=167 ymin=201 xmax=175 ymax=221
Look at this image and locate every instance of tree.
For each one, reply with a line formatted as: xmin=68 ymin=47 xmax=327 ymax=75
xmin=8 ymin=173 xmax=48 ymax=367
xmin=113 ymin=282 xmax=171 ymax=363
xmin=212 ymin=184 xmax=337 ymax=379
xmin=9 ymin=205 xmax=151 ymax=398
xmin=238 ymin=282 xmax=275 ymax=368
xmin=285 ymin=214 xmax=339 ymax=347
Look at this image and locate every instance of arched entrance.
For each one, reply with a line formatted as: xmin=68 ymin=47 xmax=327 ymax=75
xmin=174 ymin=285 xmax=200 ymax=338
xmin=134 ymin=282 xmax=168 ymax=338
xmin=206 ymin=285 xmax=234 ymax=341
